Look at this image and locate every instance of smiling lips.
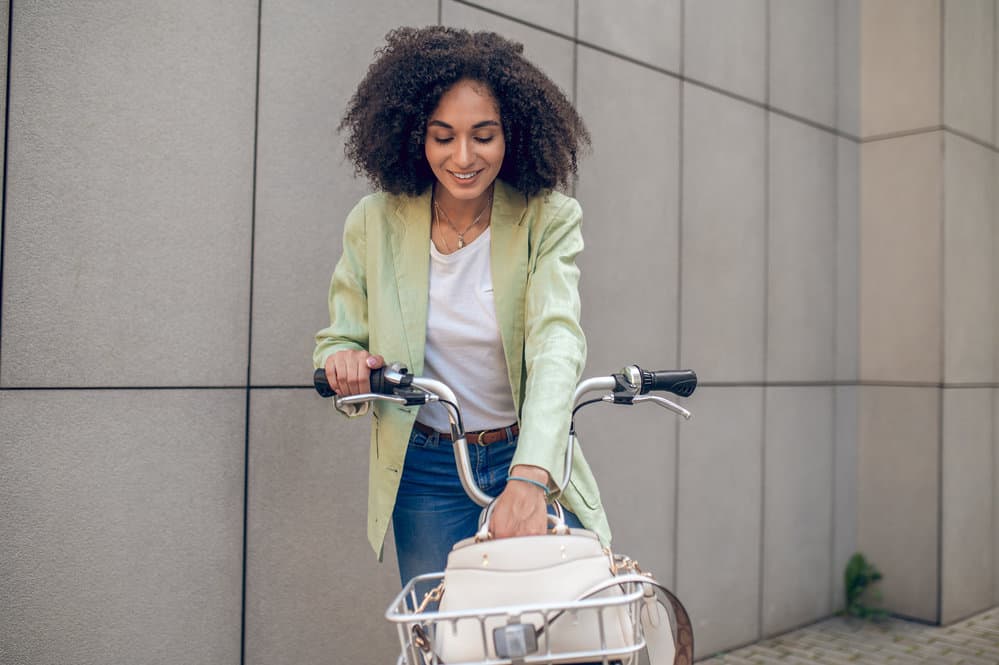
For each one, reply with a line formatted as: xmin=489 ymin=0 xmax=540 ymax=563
xmin=449 ymin=169 xmax=481 ymax=180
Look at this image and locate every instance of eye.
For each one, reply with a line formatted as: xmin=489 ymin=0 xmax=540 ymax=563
xmin=474 ymin=136 xmax=494 ymax=144
xmin=433 ymin=137 xmax=454 ymax=145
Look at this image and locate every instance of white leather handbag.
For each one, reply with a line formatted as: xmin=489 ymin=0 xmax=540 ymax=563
xmin=422 ymin=505 xmax=692 ymax=665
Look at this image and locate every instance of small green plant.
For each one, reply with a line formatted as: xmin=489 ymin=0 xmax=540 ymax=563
xmin=844 ymin=552 xmax=889 ymax=619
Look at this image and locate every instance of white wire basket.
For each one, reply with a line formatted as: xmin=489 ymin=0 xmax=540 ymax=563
xmin=385 ymin=572 xmax=650 ymax=665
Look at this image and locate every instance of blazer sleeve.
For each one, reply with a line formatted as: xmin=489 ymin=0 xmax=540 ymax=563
xmin=510 ymin=196 xmax=587 ymax=489
xmin=313 ymin=198 xmax=371 ymax=417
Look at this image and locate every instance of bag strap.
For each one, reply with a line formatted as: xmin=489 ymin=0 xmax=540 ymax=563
xmin=549 ymin=574 xmax=692 ymax=665
xmin=641 ymin=579 xmax=694 ymax=665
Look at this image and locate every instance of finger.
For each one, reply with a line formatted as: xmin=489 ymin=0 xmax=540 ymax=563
xmin=333 ymin=354 xmax=353 ymax=395
xmin=357 ymin=354 xmax=373 ymax=393
xmin=353 ymin=355 xmax=372 ymax=395
xmin=367 ymin=354 xmax=385 ymax=369
xmin=324 ymin=356 xmax=338 ymax=392
xmin=344 ymin=357 xmax=359 ymax=396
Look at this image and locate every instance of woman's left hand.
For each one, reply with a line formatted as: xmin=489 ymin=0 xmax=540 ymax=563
xmin=491 ymin=464 xmax=550 ymax=538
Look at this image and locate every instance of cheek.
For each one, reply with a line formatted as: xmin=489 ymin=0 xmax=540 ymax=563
xmin=490 ymin=141 xmax=506 ymax=167
xmin=424 ymin=143 xmax=445 ymax=172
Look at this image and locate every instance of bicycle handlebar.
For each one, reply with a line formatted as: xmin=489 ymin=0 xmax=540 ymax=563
xmin=314 ymin=365 xmax=698 ymax=401
xmin=313 ymin=362 xmax=696 ymax=506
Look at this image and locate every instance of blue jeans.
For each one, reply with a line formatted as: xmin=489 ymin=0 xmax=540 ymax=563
xmin=392 ymin=425 xmax=584 ymax=588
xmin=392 ymin=427 xmax=613 ymax=665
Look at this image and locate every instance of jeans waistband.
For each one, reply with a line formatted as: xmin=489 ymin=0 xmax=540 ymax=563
xmin=411 ymin=420 xmax=519 ymax=446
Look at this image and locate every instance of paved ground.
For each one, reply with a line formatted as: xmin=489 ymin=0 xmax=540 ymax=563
xmin=698 ymin=606 xmax=999 ymax=664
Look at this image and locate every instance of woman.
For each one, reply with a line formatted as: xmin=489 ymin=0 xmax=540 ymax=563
xmin=314 ymin=26 xmax=610 ymax=585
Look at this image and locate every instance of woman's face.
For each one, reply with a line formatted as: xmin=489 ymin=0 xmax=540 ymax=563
xmin=425 ymin=79 xmax=506 ymax=205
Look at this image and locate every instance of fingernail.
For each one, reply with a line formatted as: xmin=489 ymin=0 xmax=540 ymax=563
xmin=366 ymin=357 xmax=377 ymax=368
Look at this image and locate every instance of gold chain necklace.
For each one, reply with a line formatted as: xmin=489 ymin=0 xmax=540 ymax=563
xmin=433 ymin=195 xmax=492 ymax=249
xmin=433 ymin=207 xmax=453 ymax=254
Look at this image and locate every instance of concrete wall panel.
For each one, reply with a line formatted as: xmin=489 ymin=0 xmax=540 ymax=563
xmin=0 ymin=389 xmax=245 ymax=665
xmin=762 ymin=387 xmax=834 ymax=635
xmin=474 ymin=0 xmax=574 ymax=36
xmin=995 ymin=3 xmax=999 ymax=146
xmin=573 ymin=46 xmax=681 ymax=590
xmin=767 ymin=114 xmax=837 ymax=382
xmin=574 ymin=400 xmax=678 ymax=589
xmin=836 ymin=137 xmax=860 ymax=382
xmin=832 ymin=386 xmax=859 ymax=612
xmin=252 ymin=0 xmax=437 ymax=385
xmin=578 ymin=0 xmax=681 ymax=72
xmin=943 ymin=0 xmax=994 ymax=143
xmin=677 ymin=387 xmax=763 ymax=656
xmin=0 ymin=0 xmax=257 ymax=387
xmin=837 ymin=0 xmax=861 ymax=136
xmin=681 ymin=84 xmax=766 ymax=382
xmin=684 ymin=0 xmax=766 ymax=103
xmin=860 ymin=0 xmax=941 ymax=137
xmin=245 ymin=389 xmax=400 ymax=665
xmin=995 ymin=388 xmax=999 ymax=606
xmin=576 ymin=46 xmax=679 ymax=374
xmin=941 ymin=388 xmax=995 ymax=624
xmin=859 ymin=132 xmax=943 ymax=384
xmin=857 ymin=386 xmax=940 ymax=622
xmin=441 ymin=0 xmax=574 ymax=98
xmin=943 ymin=133 xmax=995 ymax=384
xmin=770 ymin=0 xmax=837 ymax=128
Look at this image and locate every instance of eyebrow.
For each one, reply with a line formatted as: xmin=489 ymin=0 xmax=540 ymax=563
xmin=428 ymin=120 xmax=501 ymax=129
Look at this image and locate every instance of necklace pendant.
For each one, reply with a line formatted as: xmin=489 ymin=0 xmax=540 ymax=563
xmin=457 ymin=237 xmax=465 ymax=249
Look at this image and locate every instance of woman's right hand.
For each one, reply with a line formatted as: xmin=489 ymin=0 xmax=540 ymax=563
xmin=324 ymin=350 xmax=384 ymax=396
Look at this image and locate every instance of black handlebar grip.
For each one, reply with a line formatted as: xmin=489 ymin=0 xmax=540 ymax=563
xmin=313 ymin=367 xmax=388 ymax=398
xmin=314 ymin=368 xmax=336 ymax=397
xmin=641 ymin=369 xmax=698 ymax=397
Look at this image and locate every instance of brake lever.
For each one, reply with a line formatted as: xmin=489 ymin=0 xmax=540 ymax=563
xmin=334 ymin=393 xmax=408 ymax=409
xmin=600 ymin=394 xmax=692 ymax=420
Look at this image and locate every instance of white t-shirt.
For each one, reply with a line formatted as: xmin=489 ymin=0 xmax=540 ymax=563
xmin=415 ymin=227 xmax=518 ymax=432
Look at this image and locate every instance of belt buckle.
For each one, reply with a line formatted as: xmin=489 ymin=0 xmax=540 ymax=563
xmin=475 ymin=430 xmax=489 ymax=446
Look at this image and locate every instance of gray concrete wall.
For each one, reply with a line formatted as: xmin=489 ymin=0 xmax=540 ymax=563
xmin=0 ymin=1 xmax=996 ymax=664
xmin=852 ymin=0 xmax=998 ymax=627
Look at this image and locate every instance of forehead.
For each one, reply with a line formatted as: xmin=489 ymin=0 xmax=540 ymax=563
xmin=429 ymin=79 xmax=500 ymax=122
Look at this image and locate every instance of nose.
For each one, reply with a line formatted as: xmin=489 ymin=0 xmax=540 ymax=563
xmin=454 ymin=137 xmax=475 ymax=168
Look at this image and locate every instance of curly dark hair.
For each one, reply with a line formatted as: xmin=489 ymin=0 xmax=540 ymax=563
xmin=339 ymin=26 xmax=590 ymax=198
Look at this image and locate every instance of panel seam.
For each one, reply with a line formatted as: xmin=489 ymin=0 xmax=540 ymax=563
xmin=758 ymin=0 xmax=771 ymax=641
xmin=937 ymin=0 xmax=945 ymax=624
xmin=673 ymin=0 xmax=685 ymax=594
xmin=240 ymin=1 xmax=263 ymax=662
xmin=0 ymin=0 xmax=13 ymax=381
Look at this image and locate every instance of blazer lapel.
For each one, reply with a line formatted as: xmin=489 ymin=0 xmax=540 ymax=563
xmin=489 ymin=180 xmax=529 ymax=406
xmin=390 ymin=189 xmax=432 ymax=374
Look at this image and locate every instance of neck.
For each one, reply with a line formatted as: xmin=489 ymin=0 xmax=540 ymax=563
xmin=433 ymin=184 xmax=493 ymax=218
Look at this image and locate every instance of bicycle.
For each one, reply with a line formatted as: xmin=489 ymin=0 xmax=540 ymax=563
xmin=315 ymin=362 xmax=697 ymax=665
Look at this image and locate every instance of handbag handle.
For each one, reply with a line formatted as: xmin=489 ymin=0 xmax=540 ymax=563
xmin=474 ymin=500 xmax=569 ymax=541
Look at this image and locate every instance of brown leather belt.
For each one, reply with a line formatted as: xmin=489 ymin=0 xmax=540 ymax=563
xmin=412 ymin=420 xmax=519 ymax=446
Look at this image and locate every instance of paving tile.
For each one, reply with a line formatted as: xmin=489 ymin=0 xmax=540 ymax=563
xmin=698 ymin=608 xmax=999 ymax=665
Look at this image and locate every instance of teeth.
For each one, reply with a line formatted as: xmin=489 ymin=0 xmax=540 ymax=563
xmin=452 ymin=171 xmax=477 ymax=179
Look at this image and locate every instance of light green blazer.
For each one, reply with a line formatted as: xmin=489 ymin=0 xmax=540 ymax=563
xmin=314 ymin=179 xmax=610 ymax=557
